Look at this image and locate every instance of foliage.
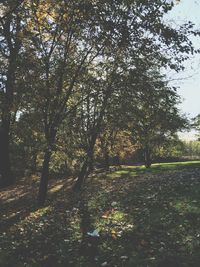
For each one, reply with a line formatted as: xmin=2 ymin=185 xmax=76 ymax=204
xmin=0 ymin=0 xmax=199 ymax=201
xmin=192 ymin=114 xmax=200 ymax=140
xmin=0 ymin=1 xmax=200 ymax=266
xmin=125 ymin=68 xmax=188 ymax=167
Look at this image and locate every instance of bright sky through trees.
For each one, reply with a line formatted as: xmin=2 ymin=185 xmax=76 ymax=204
xmin=167 ymin=0 xmax=200 ymax=140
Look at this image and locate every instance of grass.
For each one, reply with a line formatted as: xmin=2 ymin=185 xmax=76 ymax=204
xmin=0 ymin=161 xmax=200 ymax=267
xmin=107 ymin=161 xmax=200 ymax=178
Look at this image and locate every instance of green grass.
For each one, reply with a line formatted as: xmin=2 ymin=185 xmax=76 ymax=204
xmin=107 ymin=160 xmax=200 ymax=179
xmin=1 ymin=161 xmax=200 ymax=267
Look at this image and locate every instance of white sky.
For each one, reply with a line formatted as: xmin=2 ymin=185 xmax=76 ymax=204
xmin=167 ymin=0 xmax=200 ymax=140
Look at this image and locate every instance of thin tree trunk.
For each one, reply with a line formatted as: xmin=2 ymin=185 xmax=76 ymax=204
xmin=104 ymin=148 xmax=110 ymax=171
xmin=73 ymin=81 xmax=113 ymax=191
xmin=73 ymin=160 xmax=88 ymax=191
xmin=73 ymin=141 xmax=95 ymax=191
xmin=38 ymin=149 xmax=52 ymax=206
xmin=144 ymin=145 xmax=151 ymax=168
xmin=115 ymin=153 xmax=120 ymax=166
xmin=31 ymin=150 xmax=37 ymax=173
xmin=87 ymin=146 xmax=94 ymax=173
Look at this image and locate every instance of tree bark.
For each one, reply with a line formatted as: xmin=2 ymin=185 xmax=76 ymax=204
xmin=0 ymin=15 xmax=21 ymax=187
xmin=31 ymin=150 xmax=37 ymax=173
xmin=73 ymin=160 xmax=88 ymax=191
xmin=1 ymin=60 xmax=16 ymax=186
xmin=73 ymin=138 xmax=96 ymax=191
xmin=37 ymin=149 xmax=52 ymax=206
xmin=87 ymin=146 xmax=95 ymax=173
xmin=104 ymin=148 xmax=110 ymax=171
xmin=144 ymin=145 xmax=151 ymax=168
xmin=73 ymin=82 xmax=112 ymax=191
xmin=0 ymin=127 xmax=14 ymax=187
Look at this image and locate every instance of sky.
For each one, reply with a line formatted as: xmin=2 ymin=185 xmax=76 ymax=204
xmin=166 ymin=0 xmax=200 ymax=140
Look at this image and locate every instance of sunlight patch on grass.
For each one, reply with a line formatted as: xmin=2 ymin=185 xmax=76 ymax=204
xmin=109 ymin=172 xmax=122 ymax=178
xmin=25 ymin=206 xmax=52 ymax=221
xmin=173 ymin=199 xmax=200 ymax=214
xmin=102 ymin=209 xmax=126 ymax=221
xmin=107 ymin=172 xmax=122 ymax=179
xmin=107 ymin=161 xmax=200 ymax=179
xmin=153 ymin=161 xmax=200 ymax=169
xmin=94 ymin=208 xmax=135 ymax=240
xmin=107 ymin=169 xmax=138 ymax=179
xmin=49 ymin=184 xmax=64 ymax=193
xmin=3 ymin=193 xmax=27 ymax=204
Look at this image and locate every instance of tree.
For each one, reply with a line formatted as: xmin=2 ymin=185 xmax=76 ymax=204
xmin=0 ymin=0 xmax=25 ymax=186
xmin=127 ymin=69 xmax=188 ymax=167
xmin=72 ymin=60 xmax=123 ymax=190
xmin=25 ymin=0 xmax=134 ymax=204
xmin=0 ymin=0 xmax=197 ymax=203
xmin=192 ymin=114 xmax=200 ymax=141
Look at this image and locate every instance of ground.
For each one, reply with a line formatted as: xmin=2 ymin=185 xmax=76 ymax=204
xmin=1 ymin=161 xmax=200 ymax=267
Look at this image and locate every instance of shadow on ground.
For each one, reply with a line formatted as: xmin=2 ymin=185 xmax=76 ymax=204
xmin=1 ymin=163 xmax=200 ymax=267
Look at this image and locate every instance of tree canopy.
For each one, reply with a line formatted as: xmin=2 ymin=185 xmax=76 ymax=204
xmin=0 ymin=0 xmax=199 ymax=204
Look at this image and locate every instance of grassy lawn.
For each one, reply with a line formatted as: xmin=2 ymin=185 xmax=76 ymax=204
xmin=108 ymin=161 xmax=200 ymax=178
xmin=1 ymin=161 xmax=200 ymax=267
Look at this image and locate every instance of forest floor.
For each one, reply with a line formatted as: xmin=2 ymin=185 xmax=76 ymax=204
xmin=1 ymin=161 xmax=200 ymax=267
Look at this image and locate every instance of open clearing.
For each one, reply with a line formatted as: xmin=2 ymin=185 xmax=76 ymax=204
xmin=1 ymin=161 xmax=200 ymax=267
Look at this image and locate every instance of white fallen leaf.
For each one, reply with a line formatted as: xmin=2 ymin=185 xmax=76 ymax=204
xmin=101 ymin=262 xmax=108 ymax=266
xmin=87 ymin=229 xmax=100 ymax=237
xmin=121 ymin=256 xmax=128 ymax=260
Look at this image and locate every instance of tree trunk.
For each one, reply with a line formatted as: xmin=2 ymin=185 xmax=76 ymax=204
xmin=31 ymin=150 xmax=37 ymax=173
xmin=104 ymin=149 xmax=110 ymax=171
xmin=73 ymin=90 xmax=110 ymax=191
xmin=115 ymin=154 xmax=120 ymax=166
xmin=0 ymin=127 xmax=14 ymax=187
xmin=0 ymin=18 xmax=21 ymax=186
xmin=0 ymin=59 xmax=16 ymax=187
xmin=73 ymin=160 xmax=88 ymax=191
xmin=87 ymin=146 xmax=94 ymax=173
xmin=73 ymin=141 xmax=95 ymax=191
xmin=144 ymin=145 xmax=151 ymax=168
xmin=38 ymin=150 xmax=51 ymax=206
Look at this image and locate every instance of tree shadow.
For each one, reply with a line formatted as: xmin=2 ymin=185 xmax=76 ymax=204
xmin=1 ymin=166 xmax=200 ymax=267
xmin=0 ymin=176 xmax=73 ymax=232
xmin=78 ymin=191 xmax=100 ymax=266
xmin=84 ymin=166 xmax=200 ymax=266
